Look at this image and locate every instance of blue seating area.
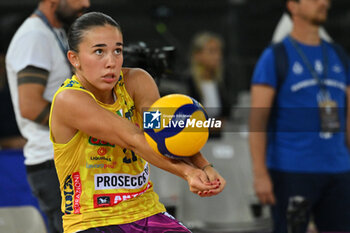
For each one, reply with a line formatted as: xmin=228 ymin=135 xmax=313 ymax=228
xmin=0 ymin=149 xmax=48 ymax=229
xmin=0 ymin=149 xmax=39 ymax=207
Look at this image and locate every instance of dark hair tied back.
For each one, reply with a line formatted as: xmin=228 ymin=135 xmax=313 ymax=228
xmin=68 ymin=12 xmax=121 ymax=52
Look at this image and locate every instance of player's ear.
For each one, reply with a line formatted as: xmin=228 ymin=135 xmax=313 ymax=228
xmin=67 ymin=50 xmax=80 ymax=69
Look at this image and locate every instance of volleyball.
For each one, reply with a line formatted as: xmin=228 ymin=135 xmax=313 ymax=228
xmin=143 ymin=94 xmax=209 ymax=159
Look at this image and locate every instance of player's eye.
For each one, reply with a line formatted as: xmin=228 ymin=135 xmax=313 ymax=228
xmin=115 ymin=48 xmax=122 ymax=55
xmin=94 ymin=49 xmax=103 ymax=55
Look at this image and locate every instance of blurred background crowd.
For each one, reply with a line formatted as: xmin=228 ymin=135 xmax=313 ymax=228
xmin=1 ymin=0 xmax=350 ymax=133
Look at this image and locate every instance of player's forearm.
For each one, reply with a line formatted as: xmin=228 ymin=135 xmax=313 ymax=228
xmin=131 ymin=133 xmax=196 ymax=180
xmin=187 ymin=151 xmax=211 ymax=170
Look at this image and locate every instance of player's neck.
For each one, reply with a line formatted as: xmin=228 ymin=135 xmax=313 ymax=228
xmin=75 ymin=74 xmax=115 ymax=104
xmin=290 ymin=21 xmax=321 ymax=46
xmin=36 ymin=2 xmax=62 ymax=28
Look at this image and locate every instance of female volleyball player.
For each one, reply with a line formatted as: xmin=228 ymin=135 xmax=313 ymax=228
xmin=49 ymin=12 xmax=225 ymax=233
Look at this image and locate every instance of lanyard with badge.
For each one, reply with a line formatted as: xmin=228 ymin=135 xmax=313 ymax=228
xmin=288 ymin=36 xmax=340 ymax=133
xmin=34 ymin=9 xmax=70 ymax=68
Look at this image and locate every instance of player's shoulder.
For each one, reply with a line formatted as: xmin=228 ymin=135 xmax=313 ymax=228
xmin=122 ymin=67 xmax=155 ymax=86
xmin=122 ymin=67 xmax=158 ymax=99
xmin=56 ymin=77 xmax=87 ymax=95
xmin=54 ymin=83 xmax=92 ymax=108
xmin=59 ymin=79 xmax=84 ymax=92
xmin=122 ymin=67 xmax=152 ymax=79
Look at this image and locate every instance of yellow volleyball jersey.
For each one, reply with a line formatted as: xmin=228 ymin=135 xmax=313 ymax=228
xmin=50 ymin=73 xmax=165 ymax=233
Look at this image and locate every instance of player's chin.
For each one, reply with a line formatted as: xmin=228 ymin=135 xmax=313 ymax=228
xmin=99 ymin=81 xmax=117 ymax=90
xmin=101 ymin=78 xmax=117 ymax=85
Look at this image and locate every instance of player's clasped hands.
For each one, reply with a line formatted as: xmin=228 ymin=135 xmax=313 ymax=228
xmin=186 ymin=166 xmax=226 ymax=197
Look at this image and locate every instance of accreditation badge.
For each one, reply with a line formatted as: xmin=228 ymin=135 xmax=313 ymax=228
xmin=318 ymin=100 xmax=340 ymax=133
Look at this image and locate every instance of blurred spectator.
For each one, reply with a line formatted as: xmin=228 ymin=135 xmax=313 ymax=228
xmin=249 ymin=0 xmax=350 ymax=233
xmin=5 ymin=0 xmax=90 ymax=232
xmin=0 ymin=53 xmax=26 ymax=149
xmin=272 ymin=12 xmax=332 ymax=43
xmin=186 ymin=32 xmax=231 ymax=133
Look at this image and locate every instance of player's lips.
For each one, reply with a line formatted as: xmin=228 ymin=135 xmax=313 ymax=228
xmin=102 ymin=73 xmax=116 ymax=83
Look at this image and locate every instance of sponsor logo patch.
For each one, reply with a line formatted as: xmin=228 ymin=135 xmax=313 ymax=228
xmin=94 ymin=163 xmax=149 ymax=190
xmin=89 ymin=137 xmax=115 ymax=147
xmin=97 ymin=147 xmax=107 ymax=156
xmin=72 ymin=172 xmax=82 ymax=214
xmin=63 ymin=172 xmax=82 ymax=214
xmin=86 ymin=162 xmax=116 ymax=169
xmin=90 ymin=156 xmax=112 ymax=162
xmin=63 ymin=175 xmax=74 ymax=215
xmin=97 ymin=196 xmax=111 ymax=207
xmin=93 ymin=182 xmax=152 ymax=208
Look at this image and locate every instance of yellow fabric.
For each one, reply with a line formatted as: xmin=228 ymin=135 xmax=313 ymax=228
xmin=50 ymin=73 xmax=165 ymax=233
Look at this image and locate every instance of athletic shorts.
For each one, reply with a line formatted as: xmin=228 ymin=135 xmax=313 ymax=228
xmin=79 ymin=212 xmax=192 ymax=233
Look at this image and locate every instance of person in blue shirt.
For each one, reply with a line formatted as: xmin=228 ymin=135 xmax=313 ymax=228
xmin=249 ymin=0 xmax=350 ymax=232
